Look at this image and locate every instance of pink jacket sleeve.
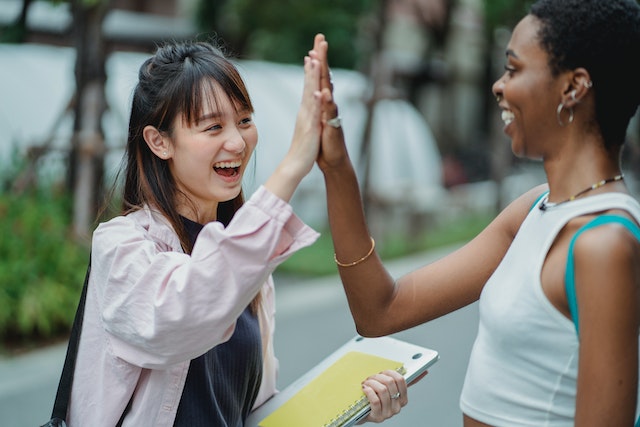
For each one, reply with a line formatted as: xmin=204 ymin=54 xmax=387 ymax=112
xmin=91 ymin=186 xmax=319 ymax=369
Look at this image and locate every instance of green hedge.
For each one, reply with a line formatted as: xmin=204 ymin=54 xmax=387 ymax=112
xmin=0 ymin=190 xmax=90 ymax=351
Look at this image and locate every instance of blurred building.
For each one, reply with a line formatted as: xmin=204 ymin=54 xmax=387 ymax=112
xmin=0 ymin=0 xmax=197 ymax=51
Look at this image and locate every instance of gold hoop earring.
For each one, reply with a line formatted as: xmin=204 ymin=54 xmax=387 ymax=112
xmin=556 ymin=103 xmax=574 ymax=126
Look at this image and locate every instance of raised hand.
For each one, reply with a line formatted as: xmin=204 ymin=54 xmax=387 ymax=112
xmin=310 ymin=34 xmax=417 ymax=425
xmin=307 ymin=34 xmax=351 ymax=172
xmin=264 ymin=49 xmax=323 ymax=201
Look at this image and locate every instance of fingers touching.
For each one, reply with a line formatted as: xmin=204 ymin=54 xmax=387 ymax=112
xmin=309 ymin=34 xmax=339 ymax=122
xmin=311 ymin=34 xmax=332 ymax=93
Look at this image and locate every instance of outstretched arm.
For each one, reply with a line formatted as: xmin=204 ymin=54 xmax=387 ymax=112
xmin=309 ymin=34 xmax=410 ymax=425
xmin=311 ymin=34 xmax=535 ymax=336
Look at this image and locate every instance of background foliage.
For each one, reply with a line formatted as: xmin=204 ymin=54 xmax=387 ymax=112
xmin=0 ymin=170 xmax=89 ymax=352
xmin=482 ymin=0 xmax=532 ymax=35
xmin=195 ymin=0 xmax=377 ymax=70
xmin=0 ymin=0 xmax=567 ymax=352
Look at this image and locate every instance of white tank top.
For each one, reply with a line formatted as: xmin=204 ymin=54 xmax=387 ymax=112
xmin=459 ymin=192 xmax=640 ymax=426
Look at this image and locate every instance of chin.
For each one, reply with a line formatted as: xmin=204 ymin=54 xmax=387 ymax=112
xmin=510 ymin=140 xmax=524 ymax=158
xmin=218 ymin=187 xmax=243 ymax=203
xmin=509 ymin=138 xmax=531 ymax=159
xmin=512 ymin=146 xmax=542 ymax=162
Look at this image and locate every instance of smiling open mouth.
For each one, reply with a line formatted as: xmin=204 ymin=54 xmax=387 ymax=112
xmin=501 ymin=110 xmax=515 ymax=125
xmin=213 ymin=160 xmax=241 ymax=177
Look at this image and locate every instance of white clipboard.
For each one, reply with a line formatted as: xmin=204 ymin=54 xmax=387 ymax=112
xmin=246 ymin=335 xmax=439 ymax=427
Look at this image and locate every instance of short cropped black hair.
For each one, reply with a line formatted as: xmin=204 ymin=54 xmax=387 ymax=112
xmin=530 ymin=0 xmax=640 ymax=147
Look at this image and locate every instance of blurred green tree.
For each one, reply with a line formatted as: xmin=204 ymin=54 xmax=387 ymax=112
xmin=194 ymin=0 xmax=377 ymax=70
xmin=482 ymin=0 xmax=531 ymax=35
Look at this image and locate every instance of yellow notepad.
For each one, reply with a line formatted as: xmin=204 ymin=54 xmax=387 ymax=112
xmin=259 ymin=351 xmax=405 ymax=427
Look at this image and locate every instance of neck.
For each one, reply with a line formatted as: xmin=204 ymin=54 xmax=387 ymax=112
xmin=542 ymin=138 xmax=622 ymax=203
xmin=539 ymin=174 xmax=624 ymax=211
xmin=176 ymin=198 xmax=218 ymax=224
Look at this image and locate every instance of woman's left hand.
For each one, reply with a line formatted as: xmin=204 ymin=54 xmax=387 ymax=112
xmin=359 ymin=369 xmax=409 ymax=423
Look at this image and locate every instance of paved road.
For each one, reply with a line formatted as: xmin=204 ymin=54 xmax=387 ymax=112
xmin=0 ymin=244 xmax=477 ymax=426
xmin=273 ymin=246 xmax=477 ymax=427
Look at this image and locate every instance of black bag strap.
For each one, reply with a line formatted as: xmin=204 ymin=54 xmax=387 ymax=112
xmin=50 ymin=257 xmax=91 ymax=421
xmin=44 ymin=256 xmax=131 ymax=427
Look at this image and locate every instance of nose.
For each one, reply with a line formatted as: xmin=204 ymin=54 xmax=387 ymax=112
xmin=224 ymin=128 xmax=246 ymax=154
xmin=492 ymin=78 xmax=504 ymax=103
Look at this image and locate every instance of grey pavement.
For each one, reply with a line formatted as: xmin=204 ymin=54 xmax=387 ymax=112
xmin=0 ymin=243 xmax=476 ymax=426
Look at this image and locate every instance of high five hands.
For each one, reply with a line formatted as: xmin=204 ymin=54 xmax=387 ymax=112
xmin=307 ymin=34 xmax=352 ymax=173
xmin=306 ymin=33 xmax=413 ymax=424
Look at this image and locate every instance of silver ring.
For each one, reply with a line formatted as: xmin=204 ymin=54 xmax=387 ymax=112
xmin=391 ymin=392 xmax=400 ymax=400
xmin=326 ymin=116 xmax=341 ymax=128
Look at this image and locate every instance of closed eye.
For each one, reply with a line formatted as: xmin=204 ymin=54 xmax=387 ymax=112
xmin=239 ymin=116 xmax=253 ymax=127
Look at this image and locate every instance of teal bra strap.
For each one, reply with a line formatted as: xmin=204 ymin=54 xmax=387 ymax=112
xmin=565 ymin=215 xmax=640 ymax=427
xmin=565 ymin=215 xmax=640 ymax=333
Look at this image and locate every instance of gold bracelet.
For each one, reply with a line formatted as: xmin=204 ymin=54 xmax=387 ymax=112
xmin=334 ymin=237 xmax=376 ymax=268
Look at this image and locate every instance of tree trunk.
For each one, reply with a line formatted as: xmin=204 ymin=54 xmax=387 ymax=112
xmin=68 ymin=0 xmax=111 ymax=240
xmin=360 ymin=0 xmax=390 ymax=216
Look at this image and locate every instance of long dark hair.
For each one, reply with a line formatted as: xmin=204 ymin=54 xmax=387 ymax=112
xmin=123 ymin=40 xmax=254 ymax=251
xmin=122 ymin=40 xmax=261 ymax=311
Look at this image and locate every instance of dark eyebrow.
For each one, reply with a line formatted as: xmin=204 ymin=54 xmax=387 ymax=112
xmin=197 ymin=108 xmax=252 ymax=124
xmin=197 ymin=112 xmax=223 ymax=123
xmin=505 ymin=48 xmax=519 ymax=59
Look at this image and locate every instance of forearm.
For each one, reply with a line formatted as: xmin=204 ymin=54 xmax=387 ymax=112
xmin=323 ymin=160 xmax=398 ymax=336
xmin=263 ymin=155 xmax=306 ymax=203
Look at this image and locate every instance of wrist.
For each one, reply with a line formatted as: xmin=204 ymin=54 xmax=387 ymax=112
xmin=264 ymin=160 xmax=304 ymax=202
xmin=321 ymin=158 xmax=356 ymax=181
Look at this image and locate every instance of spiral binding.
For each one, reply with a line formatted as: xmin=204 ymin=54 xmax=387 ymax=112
xmin=323 ymin=366 xmax=407 ymax=427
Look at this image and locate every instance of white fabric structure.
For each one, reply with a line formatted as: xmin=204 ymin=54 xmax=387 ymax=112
xmin=0 ymin=44 xmax=444 ymax=227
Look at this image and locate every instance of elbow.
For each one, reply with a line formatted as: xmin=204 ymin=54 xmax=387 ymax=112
xmin=353 ymin=318 xmax=393 ymax=338
xmin=355 ymin=327 xmax=384 ymax=338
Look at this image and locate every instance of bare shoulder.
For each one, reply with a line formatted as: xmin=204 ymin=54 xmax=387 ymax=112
xmin=508 ymin=183 xmax=549 ymax=210
xmin=488 ymin=183 xmax=549 ymax=236
xmin=572 ymin=213 xmax=640 ymax=302
xmin=573 ymin=216 xmax=640 ymax=263
xmin=453 ymin=183 xmax=550 ymax=262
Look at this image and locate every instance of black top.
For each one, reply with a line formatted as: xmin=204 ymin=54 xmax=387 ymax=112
xmin=173 ymin=216 xmax=263 ymax=427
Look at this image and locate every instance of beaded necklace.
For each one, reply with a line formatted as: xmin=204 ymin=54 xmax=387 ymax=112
xmin=539 ymin=174 xmax=624 ymax=211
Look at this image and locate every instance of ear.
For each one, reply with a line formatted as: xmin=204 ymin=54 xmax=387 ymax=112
xmin=143 ymin=125 xmax=172 ymax=160
xmin=563 ymin=67 xmax=593 ymax=107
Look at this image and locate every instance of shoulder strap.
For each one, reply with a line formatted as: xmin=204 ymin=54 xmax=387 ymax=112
xmin=565 ymin=215 xmax=640 ymax=334
xmin=565 ymin=215 xmax=640 ymax=427
xmin=49 ymin=256 xmax=91 ymax=422
xmin=45 ymin=256 xmax=132 ymax=427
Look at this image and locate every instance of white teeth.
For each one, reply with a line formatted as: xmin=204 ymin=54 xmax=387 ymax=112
xmin=501 ymin=110 xmax=515 ymax=125
xmin=213 ymin=160 xmax=241 ymax=168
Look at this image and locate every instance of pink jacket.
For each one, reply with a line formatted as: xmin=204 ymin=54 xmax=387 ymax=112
xmin=67 ymin=186 xmax=319 ymax=427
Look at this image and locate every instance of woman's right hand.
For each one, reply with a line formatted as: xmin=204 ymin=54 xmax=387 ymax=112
xmin=264 ymin=49 xmax=323 ymax=202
